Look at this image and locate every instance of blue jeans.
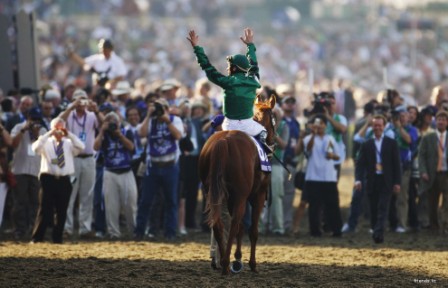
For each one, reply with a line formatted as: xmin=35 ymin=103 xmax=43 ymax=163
xmin=93 ymin=165 xmax=106 ymax=233
xmin=347 ymin=177 xmax=366 ymax=230
xmin=135 ymin=164 xmax=179 ymax=238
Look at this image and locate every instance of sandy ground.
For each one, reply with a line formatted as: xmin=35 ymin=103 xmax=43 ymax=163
xmin=1 ymin=163 xmax=447 ymax=287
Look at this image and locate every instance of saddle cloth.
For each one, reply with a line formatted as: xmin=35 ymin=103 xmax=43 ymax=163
xmin=249 ymin=136 xmax=272 ymax=172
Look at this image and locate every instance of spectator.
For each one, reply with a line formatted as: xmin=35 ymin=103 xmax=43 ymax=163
xmin=261 ymin=106 xmax=289 ymax=235
xmin=280 ymin=95 xmax=300 ymax=233
xmin=111 ymin=80 xmax=133 ymax=118
xmin=94 ymin=112 xmax=137 ymax=239
xmin=40 ymin=100 xmax=54 ymax=131
xmin=355 ymin=115 xmax=401 ymax=244
xmin=59 ymin=89 xmax=102 ymax=238
xmin=134 ymin=98 xmax=184 ymax=240
xmin=10 ymin=107 xmax=46 ymax=240
xmin=124 ymin=106 xmax=145 ymax=194
xmin=303 ymin=114 xmax=342 ymax=237
xmin=415 ymin=106 xmax=436 ymax=228
xmin=0 ymin=147 xmax=10 ymax=230
xmin=325 ymin=93 xmax=348 ymax=178
xmin=159 ymin=79 xmax=181 ymax=107
xmin=30 ymin=118 xmax=85 ymax=244
xmin=67 ymin=38 xmax=127 ymax=88
xmin=418 ymin=111 xmax=448 ymax=234
xmin=389 ymin=105 xmax=418 ymax=233
xmin=178 ymin=99 xmax=205 ymax=234
xmin=6 ymin=96 xmax=33 ymax=132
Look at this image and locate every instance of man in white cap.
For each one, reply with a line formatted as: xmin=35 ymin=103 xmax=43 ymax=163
xmin=111 ymin=80 xmax=133 ymax=118
xmin=159 ymin=79 xmax=181 ymax=107
xmin=59 ymin=89 xmax=103 ymax=238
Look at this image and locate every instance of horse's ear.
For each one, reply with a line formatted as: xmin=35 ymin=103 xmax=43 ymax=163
xmin=255 ymin=94 xmax=262 ymax=104
xmin=269 ymin=94 xmax=276 ymax=108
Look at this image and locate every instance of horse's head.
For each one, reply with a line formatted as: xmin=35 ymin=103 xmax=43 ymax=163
xmin=254 ymin=94 xmax=277 ymax=147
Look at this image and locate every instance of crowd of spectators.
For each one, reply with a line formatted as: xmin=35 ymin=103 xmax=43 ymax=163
xmin=0 ymin=1 xmax=448 ymax=244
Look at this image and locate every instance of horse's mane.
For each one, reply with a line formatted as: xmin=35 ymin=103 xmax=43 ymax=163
xmin=254 ymin=101 xmax=272 ymax=111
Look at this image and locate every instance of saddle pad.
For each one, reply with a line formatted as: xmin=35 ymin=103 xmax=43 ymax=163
xmin=249 ymin=136 xmax=272 ymax=172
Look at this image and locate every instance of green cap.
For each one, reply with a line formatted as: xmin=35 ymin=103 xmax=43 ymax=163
xmin=227 ymin=54 xmax=249 ymax=72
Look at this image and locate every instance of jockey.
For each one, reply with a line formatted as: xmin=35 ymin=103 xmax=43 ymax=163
xmin=187 ymin=28 xmax=269 ymax=147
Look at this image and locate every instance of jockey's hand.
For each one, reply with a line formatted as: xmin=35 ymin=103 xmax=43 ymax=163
xmin=187 ymin=30 xmax=199 ymax=47
xmin=240 ymin=28 xmax=254 ymax=45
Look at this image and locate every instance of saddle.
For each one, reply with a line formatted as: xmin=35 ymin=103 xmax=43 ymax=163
xmin=249 ymin=136 xmax=272 ymax=172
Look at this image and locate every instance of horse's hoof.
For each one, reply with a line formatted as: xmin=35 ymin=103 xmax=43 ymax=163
xmin=230 ymin=259 xmax=244 ymax=274
xmin=221 ymin=267 xmax=230 ymax=276
xmin=249 ymin=261 xmax=257 ymax=273
xmin=211 ymin=257 xmax=218 ymax=270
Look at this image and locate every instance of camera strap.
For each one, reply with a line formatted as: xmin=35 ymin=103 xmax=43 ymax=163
xmin=72 ymin=112 xmax=87 ymax=132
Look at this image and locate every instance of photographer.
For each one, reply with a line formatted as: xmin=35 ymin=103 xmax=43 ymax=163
xmin=303 ymin=115 xmax=342 ymax=237
xmin=30 ymin=118 xmax=85 ymax=244
xmin=59 ymin=89 xmax=103 ymax=238
xmin=10 ymin=107 xmax=46 ymax=239
xmin=322 ymin=93 xmax=347 ymax=178
xmin=93 ymin=112 xmax=137 ymax=239
xmin=134 ymin=98 xmax=184 ymax=241
xmin=389 ymin=105 xmax=418 ymax=233
xmin=67 ymin=38 xmax=127 ymax=88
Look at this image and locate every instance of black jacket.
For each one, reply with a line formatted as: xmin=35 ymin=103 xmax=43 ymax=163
xmin=355 ymin=136 xmax=401 ymax=194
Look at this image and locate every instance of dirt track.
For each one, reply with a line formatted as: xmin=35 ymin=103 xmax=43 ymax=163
xmin=1 ymin=165 xmax=448 ymax=287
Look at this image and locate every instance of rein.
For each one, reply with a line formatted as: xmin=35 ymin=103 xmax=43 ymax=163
xmin=254 ymin=105 xmax=292 ymax=181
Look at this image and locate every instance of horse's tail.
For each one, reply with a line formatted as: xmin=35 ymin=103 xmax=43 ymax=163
xmin=206 ymin=138 xmax=229 ymax=227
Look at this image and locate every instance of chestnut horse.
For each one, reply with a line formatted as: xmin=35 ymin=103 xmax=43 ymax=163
xmin=199 ymin=95 xmax=276 ymax=275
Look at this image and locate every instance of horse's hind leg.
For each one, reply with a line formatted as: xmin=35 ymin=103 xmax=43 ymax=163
xmin=234 ymin=221 xmax=244 ymax=261
xmin=248 ymin=190 xmax=267 ymax=273
xmin=222 ymin=205 xmax=246 ymax=275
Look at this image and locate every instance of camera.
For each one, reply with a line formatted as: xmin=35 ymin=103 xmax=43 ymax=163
xmin=107 ymin=122 xmax=118 ymax=133
xmin=304 ymin=92 xmax=332 ymax=117
xmin=30 ymin=122 xmax=42 ymax=129
xmin=90 ymin=68 xmax=110 ymax=87
xmin=151 ymin=102 xmax=165 ymax=118
xmin=80 ymin=99 xmax=89 ymax=106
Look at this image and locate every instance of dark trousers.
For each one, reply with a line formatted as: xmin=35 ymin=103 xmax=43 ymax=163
xmin=428 ymin=172 xmax=448 ymax=229
xmin=347 ymin=177 xmax=367 ymax=230
xmin=368 ymin=175 xmax=392 ymax=240
xmin=32 ymin=174 xmax=72 ymax=243
xmin=135 ymin=164 xmax=179 ymax=238
xmin=307 ymin=181 xmax=342 ymax=236
xmin=179 ymin=155 xmax=200 ymax=228
xmin=12 ymin=174 xmax=39 ymax=236
xmin=93 ymin=165 xmax=106 ymax=233
xmin=408 ymin=177 xmax=419 ymax=229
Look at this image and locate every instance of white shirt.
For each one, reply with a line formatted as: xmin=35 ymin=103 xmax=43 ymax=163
xmin=374 ymin=135 xmax=384 ymax=174
xmin=436 ymin=130 xmax=447 ymax=171
xmin=303 ymin=134 xmax=337 ymax=182
xmin=84 ymin=52 xmax=127 ymax=80
xmin=32 ymin=131 xmax=85 ymax=176
xmin=11 ymin=122 xmax=46 ymax=176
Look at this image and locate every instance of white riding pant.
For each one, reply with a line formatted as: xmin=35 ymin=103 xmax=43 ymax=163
xmin=222 ymin=117 xmax=266 ymax=136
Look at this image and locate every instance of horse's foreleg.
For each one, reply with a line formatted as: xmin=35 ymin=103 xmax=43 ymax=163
xmin=248 ymin=191 xmax=267 ymax=273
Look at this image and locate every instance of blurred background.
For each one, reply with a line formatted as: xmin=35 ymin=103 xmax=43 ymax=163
xmin=2 ymin=0 xmax=448 ymax=111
